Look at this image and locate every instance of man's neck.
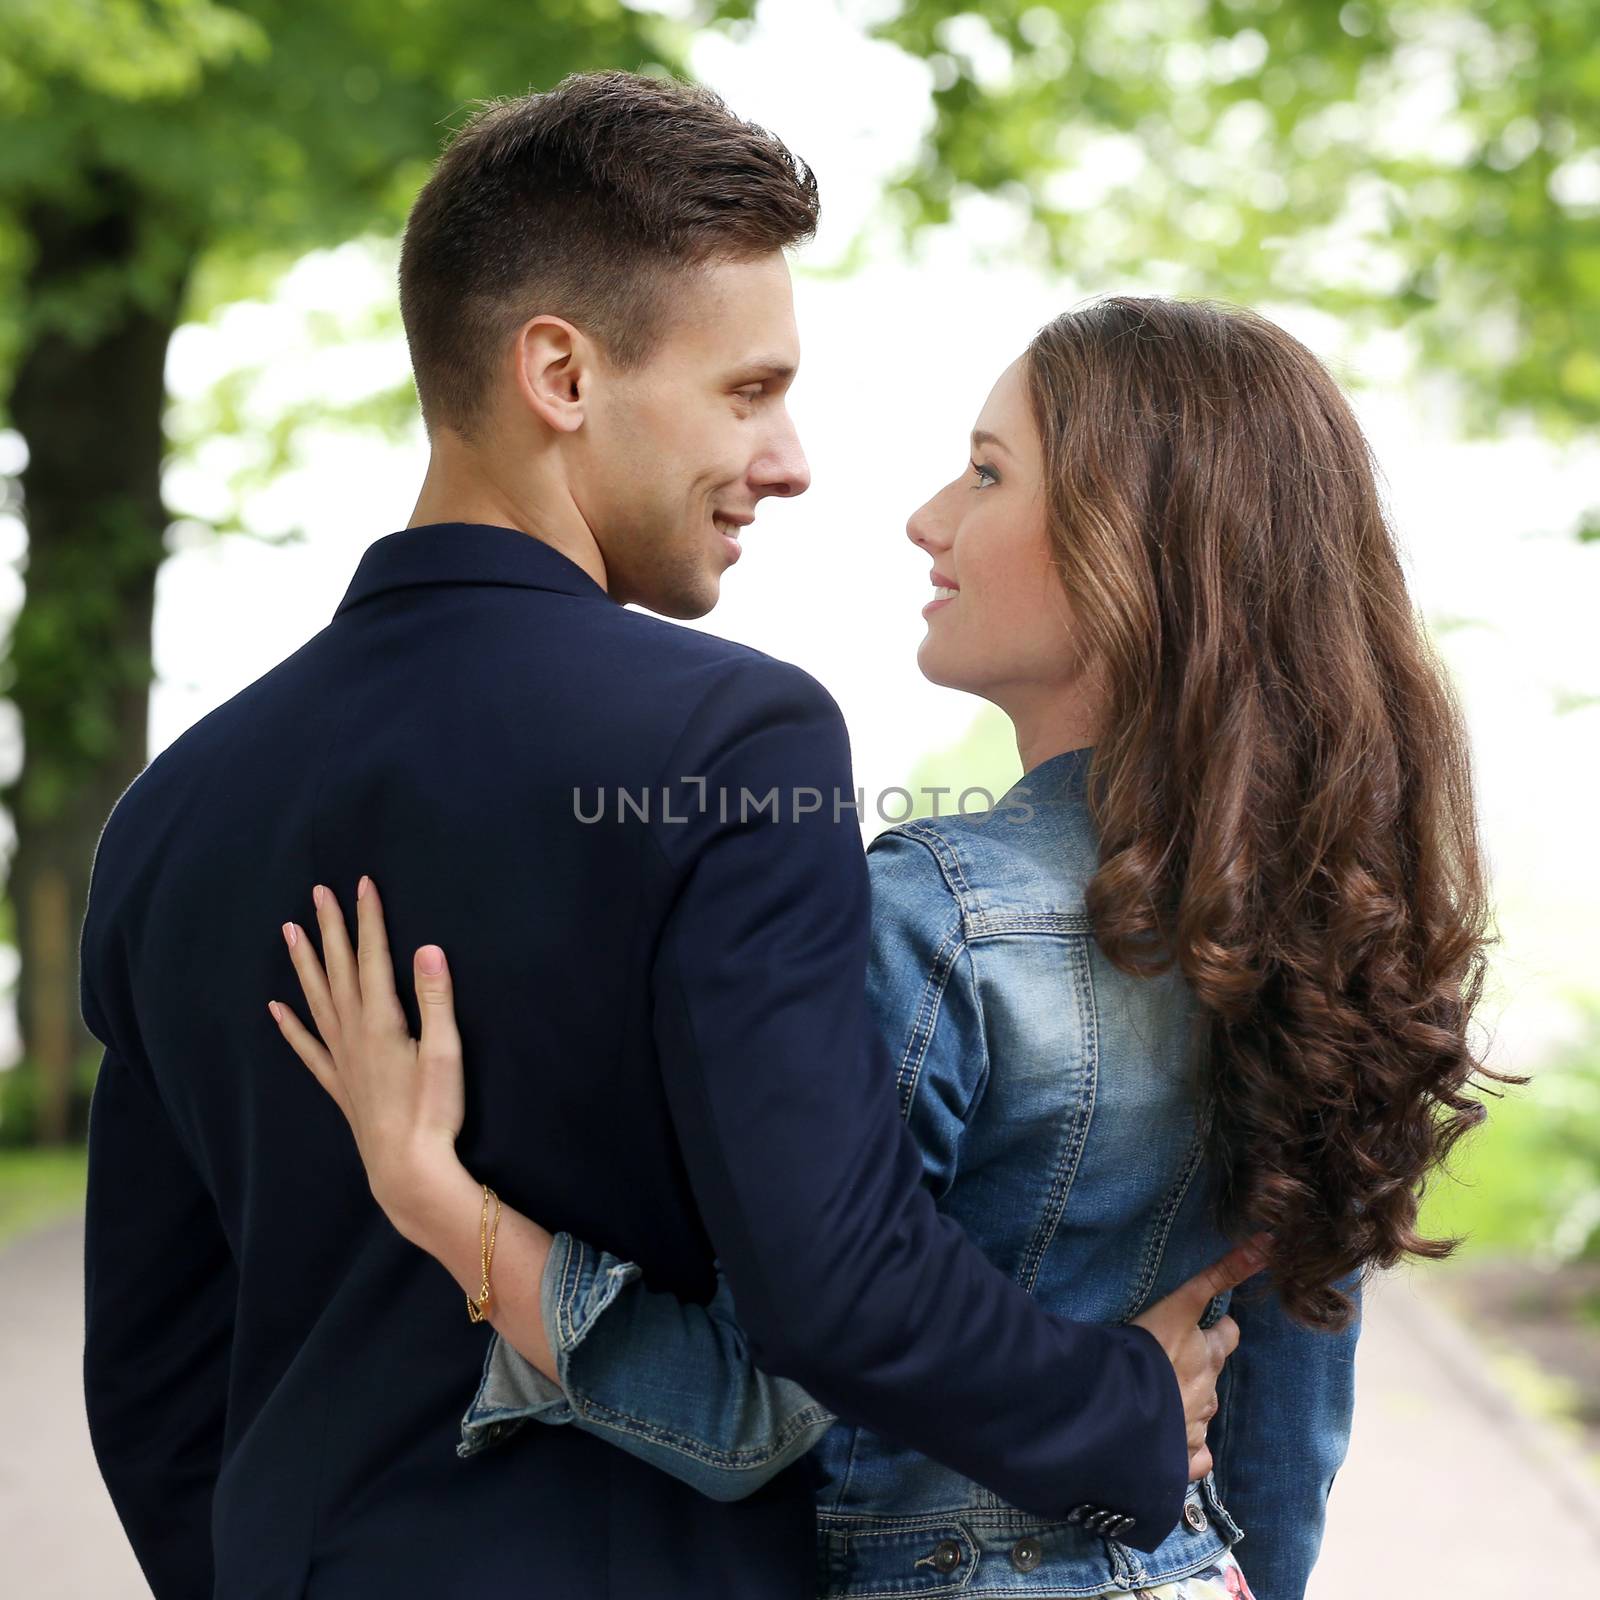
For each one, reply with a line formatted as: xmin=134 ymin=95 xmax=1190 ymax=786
xmin=407 ymin=455 xmax=610 ymax=594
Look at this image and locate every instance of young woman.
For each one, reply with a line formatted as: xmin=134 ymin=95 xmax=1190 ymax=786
xmin=272 ymin=296 xmax=1495 ymax=1600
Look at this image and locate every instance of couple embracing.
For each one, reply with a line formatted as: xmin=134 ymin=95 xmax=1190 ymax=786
xmin=80 ymin=68 xmax=1491 ymax=1600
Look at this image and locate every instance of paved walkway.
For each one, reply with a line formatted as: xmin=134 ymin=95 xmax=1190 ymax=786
xmin=1307 ymin=1266 xmax=1600 ymax=1595
xmin=1 ymin=1217 xmax=149 ymax=1599
xmin=5 ymin=1215 xmax=1598 ymax=1596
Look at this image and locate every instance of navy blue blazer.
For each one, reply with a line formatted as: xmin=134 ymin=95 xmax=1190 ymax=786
xmin=79 ymin=522 xmax=1187 ymax=1599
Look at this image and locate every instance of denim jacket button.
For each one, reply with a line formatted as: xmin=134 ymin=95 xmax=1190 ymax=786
xmin=923 ymin=1540 xmax=962 ymax=1574
xmin=1009 ymin=1537 xmax=1042 ymax=1572
xmin=1183 ymin=1500 xmax=1208 ymax=1534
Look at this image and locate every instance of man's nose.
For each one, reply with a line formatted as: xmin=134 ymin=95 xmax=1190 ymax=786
xmin=755 ymin=454 xmax=810 ymax=499
xmin=754 ymin=418 xmax=811 ymax=499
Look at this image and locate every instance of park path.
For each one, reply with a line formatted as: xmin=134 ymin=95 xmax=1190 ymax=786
xmin=1 ymin=1216 xmax=149 ymax=1599
xmin=4 ymin=1214 xmax=1599 ymax=1597
xmin=1307 ymin=1266 xmax=1600 ymax=1595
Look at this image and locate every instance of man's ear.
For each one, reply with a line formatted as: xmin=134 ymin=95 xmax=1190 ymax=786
xmin=513 ymin=315 xmax=589 ymax=435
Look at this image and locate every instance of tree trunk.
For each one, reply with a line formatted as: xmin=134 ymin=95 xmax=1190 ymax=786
xmin=3 ymin=169 xmax=193 ymax=1144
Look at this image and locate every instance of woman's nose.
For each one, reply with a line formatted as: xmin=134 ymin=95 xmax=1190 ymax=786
xmin=906 ymin=494 xmax=945 ymax=552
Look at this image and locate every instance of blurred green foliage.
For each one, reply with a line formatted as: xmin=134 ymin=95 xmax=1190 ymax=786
xmin=4 ymin=1 xmax=1596 ymax=457
xmin=0 ymin=0 xmax=1593 ymax=1190
xmin=0 ymin=0 xmax=760 ymax=1143
xmin=903 ymin=701 xmax=1022 ymax=821
xmin=0 ymin=1141 xmax=88 ymax=1247
xmin=875 ymin=0 xmax=1600 ymax=459
xmin=1423 ymin=1005 xmax=1600 ymax=1263
xmin=0 ymin=0 xmax=760 ymax=429
xmin=0 ymin=1048 xmax=101 ymax=1146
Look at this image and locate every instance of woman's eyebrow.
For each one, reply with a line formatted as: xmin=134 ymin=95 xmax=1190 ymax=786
xmin=971 ymin=428 xmax=1010 ymax=456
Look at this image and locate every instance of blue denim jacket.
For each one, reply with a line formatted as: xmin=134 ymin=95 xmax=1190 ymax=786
xmin=458 ymin=748 xmax=1360 ymax=1599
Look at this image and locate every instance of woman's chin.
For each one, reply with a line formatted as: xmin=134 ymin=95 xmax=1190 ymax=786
xmin=915 ymin=638 xmax=969 ymax=692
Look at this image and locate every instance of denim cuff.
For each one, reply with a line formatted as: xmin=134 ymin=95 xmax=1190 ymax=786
xmin=456 ymin=1231 xmax=643 ymax=1459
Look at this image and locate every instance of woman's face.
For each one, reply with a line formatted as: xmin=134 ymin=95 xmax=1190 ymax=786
xmin=907 ymin=355 xmax=1097 ymax=731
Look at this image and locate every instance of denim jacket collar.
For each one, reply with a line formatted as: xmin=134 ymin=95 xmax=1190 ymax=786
xmin=333 ymin=522 xmax=614 ymax=619
xmin=1004 ymin=744 xmax=1093 ymax=808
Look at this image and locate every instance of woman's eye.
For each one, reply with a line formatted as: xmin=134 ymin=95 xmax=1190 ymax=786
xmin=970 ymin=461 xmax=999 ymax=488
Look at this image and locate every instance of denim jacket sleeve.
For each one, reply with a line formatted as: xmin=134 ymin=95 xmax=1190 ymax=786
xmin=1207 ymin=1270 xmax=1363 ymax=1599
xmin=458 ymin=1231 xmax=837 ymax=1499
xmin=864 ymin=827 xmax=989 ymax=1199
xmin=458 ymin=827 xmax=992 ymax=1499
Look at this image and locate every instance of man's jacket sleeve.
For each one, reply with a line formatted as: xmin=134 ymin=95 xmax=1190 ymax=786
xmin=81 ymin=844 xmax=235 ymax=1600
xmin=644 ymin=656 xmax=1189 ymax=1549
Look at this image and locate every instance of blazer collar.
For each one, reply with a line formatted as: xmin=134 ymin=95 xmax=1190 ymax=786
xmin=333 ymin=522 xmax=614 ymax=618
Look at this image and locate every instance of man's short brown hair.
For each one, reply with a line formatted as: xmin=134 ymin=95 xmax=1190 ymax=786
xmin=399 ymin=70 xmax=819 ymax=441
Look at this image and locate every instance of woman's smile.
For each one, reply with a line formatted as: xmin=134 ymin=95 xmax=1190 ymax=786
xmin=923 ymin=568 xmax=959 ymax=617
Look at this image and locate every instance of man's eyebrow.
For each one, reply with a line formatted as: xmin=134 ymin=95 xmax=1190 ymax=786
xmin=732 ymin=358 xmax=798 ymax=382
xmin=970 ymin=428 xmax=1010 ymax=455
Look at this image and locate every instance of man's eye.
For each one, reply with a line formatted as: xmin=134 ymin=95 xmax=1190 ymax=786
xmin=971 ymin=461 xmax=999 ymax=488
xmin=736 ymin=386 xmax=764 ymax=404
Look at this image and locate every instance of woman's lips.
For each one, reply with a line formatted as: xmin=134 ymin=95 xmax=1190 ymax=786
xmin=924 ymin=571 xmax=958 ymax=616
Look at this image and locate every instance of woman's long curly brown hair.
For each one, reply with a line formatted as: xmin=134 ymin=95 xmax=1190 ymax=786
xmin=1025 ymin=296 xmax=1507 ymax=1330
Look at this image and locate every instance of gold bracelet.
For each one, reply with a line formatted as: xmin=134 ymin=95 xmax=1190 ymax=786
xmin=466 ymin=1183 xmax=501 ymax=1324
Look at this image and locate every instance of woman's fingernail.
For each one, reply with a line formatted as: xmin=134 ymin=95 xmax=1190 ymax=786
xmin=312 ymin=885 xmax=325 ymax=909
xmin=267 ymin=1001 xmax=282 ymax=1024
xmin=282 ymin=922 xmax=298 ymax=950
xmin=417 ymin=946 xmax=445 ymax=975
xmin=357 ymin=875 xmax=370 ymax=900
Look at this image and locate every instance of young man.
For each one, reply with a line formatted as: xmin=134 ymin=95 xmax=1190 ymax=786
xmin=80 ymin=72 xmax=1245 ymax=1599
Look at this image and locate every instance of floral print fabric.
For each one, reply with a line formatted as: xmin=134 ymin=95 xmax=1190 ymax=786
xmin=1137 ymin=1548 xmax=1255 ymax=1600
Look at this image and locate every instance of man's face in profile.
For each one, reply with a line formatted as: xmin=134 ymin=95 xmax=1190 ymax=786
xmin=575 ymin=252 xmax=810 ymax=619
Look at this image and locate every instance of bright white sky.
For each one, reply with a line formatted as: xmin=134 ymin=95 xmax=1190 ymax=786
xmin=1 ymin=0 xmax=1594 ymax=1075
